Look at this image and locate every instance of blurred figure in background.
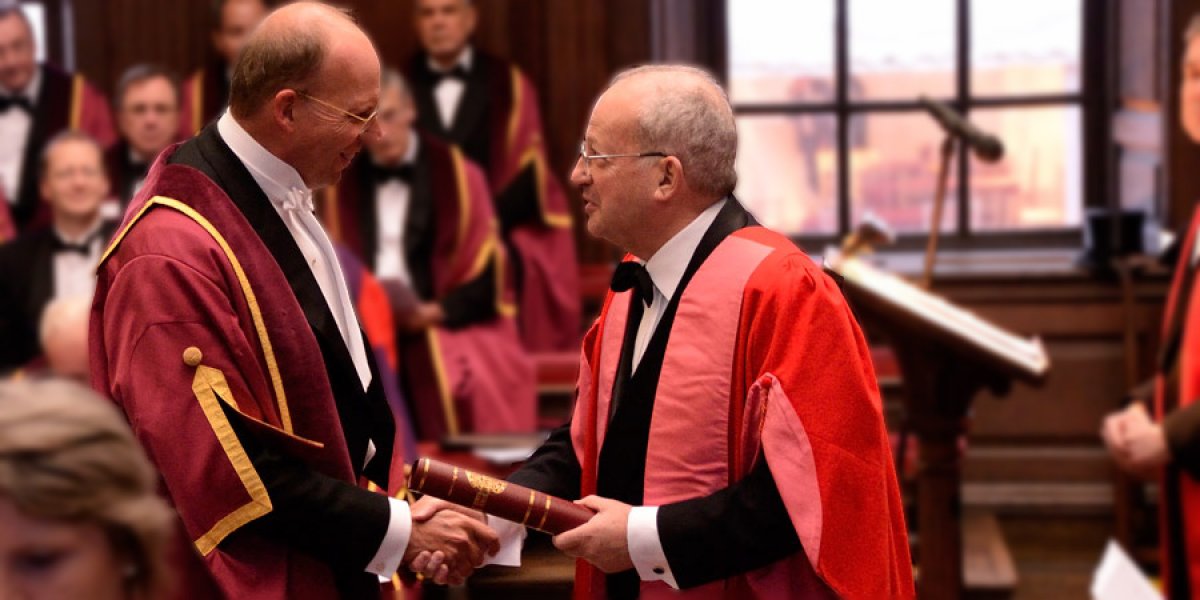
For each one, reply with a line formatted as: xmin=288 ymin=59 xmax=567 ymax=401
xmin=1103 ymin=14 xmax=1200 ymax=599
xmin=0 ymin=0 xmax=115 ymax=233
xmin=177 ymin=0 xmax=268 ymax=138
xmin=0 ymin=378 xmax=175 ymax=600
xmin=325 ymin=68 xmax=536 ymax=440
xmin=106 ymin=64 xmax=180 ymax=214
xmin=39 ymin=296 xmax=91 ymax=381
xmin=407 ymin=0 xmax=581 ymax=352
xmin=0 ymin=132 xmax=112 ymax=374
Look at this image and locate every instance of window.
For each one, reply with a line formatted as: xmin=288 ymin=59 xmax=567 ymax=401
xmin=727 ymin=0 xmax=1084 ymax=244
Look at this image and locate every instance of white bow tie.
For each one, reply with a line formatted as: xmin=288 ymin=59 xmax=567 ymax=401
xmin=280 ymin=188 xmax=313 ymax=213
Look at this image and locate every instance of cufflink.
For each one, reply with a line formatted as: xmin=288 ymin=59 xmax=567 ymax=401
xmin=182 ymin=346 xmax=203 ymax=367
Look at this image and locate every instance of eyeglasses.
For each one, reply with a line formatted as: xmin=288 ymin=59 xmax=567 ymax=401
xmin=577 ymin=141 xmax=667 ymax=175
xmin=296 ymin=90 xmax=378 ymax=134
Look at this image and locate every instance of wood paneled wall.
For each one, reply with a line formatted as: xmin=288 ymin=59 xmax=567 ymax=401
xmin=69 ymin=0 xmax=657 ymax=263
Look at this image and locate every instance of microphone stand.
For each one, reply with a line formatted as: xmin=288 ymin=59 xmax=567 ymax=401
xmin=921 ymin=135 xmax=957 ymax=288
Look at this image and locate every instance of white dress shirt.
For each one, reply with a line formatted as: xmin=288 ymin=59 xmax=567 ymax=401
xmin=0 ymin=69 xmax=40 ymax=203
xmin=216 ymin=112 xmax=410 ymax=579
xmin=374 ymin=133 xmax=419 ymax=285
xmin=50 ymin=217 xmax=103 ymax=303
xmin=429 ymin=46 xmax=473 ymax=131
xmin=488 ymin=200 xmax=729 ymax=587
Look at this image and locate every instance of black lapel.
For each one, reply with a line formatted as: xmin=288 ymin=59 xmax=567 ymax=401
xmin=406 ymin=136 xmax=436 ymax=299
xmin=169 ymin=125 xmax=364 ymax=391
xmin=26 ymin=230 xmax=54 ymax=318
xmin=409 ymin=53 xmax=450 ymax=139
xmin=14 ymin=65 xmax=71 ymax=227
xmin=352 ymin=158 xmax=380 ymax=271
xmin=448 ymin=56 xmax=489 ymax=148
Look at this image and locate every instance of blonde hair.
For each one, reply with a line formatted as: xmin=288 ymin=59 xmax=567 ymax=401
xmin=0 ymin=379 xmax=175 ymax=598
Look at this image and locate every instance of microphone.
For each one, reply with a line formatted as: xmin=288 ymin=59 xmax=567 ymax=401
xmin=918 ymin=95 xmax=1005 ymax=163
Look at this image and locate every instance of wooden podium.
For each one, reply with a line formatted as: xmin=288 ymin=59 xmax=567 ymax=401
xmin=825 ymin=250 xmax=1050 ymax=600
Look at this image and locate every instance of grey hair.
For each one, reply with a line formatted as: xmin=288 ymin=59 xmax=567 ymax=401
xmin=1187 ymin=14 xmax=1200 ymax=46
xmin=607 ymin=64 xmax=737 ymax=197
xmin=381 ymin=66 xmax=411 ymax=99
xmin=114 ymin=63 xmax=181 ymax=110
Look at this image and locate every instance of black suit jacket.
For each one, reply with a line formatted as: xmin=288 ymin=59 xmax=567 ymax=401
xmin=0 ymin=220 xmax=115 ymax=371
xmin=168 ymin=125 xmax=398 ymax=598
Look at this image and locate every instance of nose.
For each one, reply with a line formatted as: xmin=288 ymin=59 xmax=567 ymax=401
xmin=362 ymin=118 xmax=384 ymax=145
xmin=569 ymin=155 xmax=589 ymax=188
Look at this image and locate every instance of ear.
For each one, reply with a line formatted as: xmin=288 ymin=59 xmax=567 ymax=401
xmin=272 ymin=89 xmax=300 ymax=133
xmin=653 ymin=156 xmax=683 ymax=202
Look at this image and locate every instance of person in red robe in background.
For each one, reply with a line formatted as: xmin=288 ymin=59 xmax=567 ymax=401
xmin=407 ymin=0 xmax=581 ymax=352
xmin=178 ymin=0 xmax=268 ymax=139
xmin=105 ymin=63 xmax=181 ymax=214
xmin=0 ymin=1 xmax=115 ymax=233
xmin=90 ymin=4 xmax=501 ymax=598
xmin=1103 ymin=14 xmax=1200 ymax=599
xmin=324 ymin=69 xmax=536 ymax=441
xmin=414 ymin=65 xmax=913 ymax=599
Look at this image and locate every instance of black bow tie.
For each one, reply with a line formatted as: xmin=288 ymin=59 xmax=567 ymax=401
xmin=432 ymin=65 xmax=469 ymax=84
xmin=610 ymin=261 xmax=654 ymax=307
xmin=52 ymin=234 xmax=97 ymax=256
xmin=0 ymin=94 xmax=32 ymax=114
xmin=374 ymin=164 xmax=414 ymax=184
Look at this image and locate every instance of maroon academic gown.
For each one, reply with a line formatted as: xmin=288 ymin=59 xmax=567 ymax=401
xmin=91 ymin=138 xmax=399 ymax=599
xmin=11 ymin=63 xmax=115 ymax=232
xmin=563 ymin=223 xmax=912 ymax=599
xmin=409 ymin=50 xmax=581 ymax=352
xmin=327 ymin=133 xmax=537 ymax=440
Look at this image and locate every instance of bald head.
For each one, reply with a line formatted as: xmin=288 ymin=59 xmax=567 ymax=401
xmin=229 ymin=1 xmax=375 ymax=119
xmin=601 ymin=65 xmax=737 ymax=198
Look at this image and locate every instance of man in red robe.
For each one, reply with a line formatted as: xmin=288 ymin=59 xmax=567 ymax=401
xmin=0 ymin=2 xmax=115 ymax=233
xmin=407 ymin=0 xmax=581 ymax=352
xmin=178 ymin=0 xmax=268 ymax=139
xmin=90 ymin=4 xmax=498 ymax=598
xmin=325 ymin=69 xmax=537 ymax=441
xmin=105 ymin=64 xmax=180 ymax=214
xmin=463 ymin=65 xmax=912 ymax=599
xmin=1102 ymin=15 xmax=1200 ymax=598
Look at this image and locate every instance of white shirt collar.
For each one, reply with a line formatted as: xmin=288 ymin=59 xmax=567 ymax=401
xmin=0 ymin=66 xmax=41 ymax=102
xmin=217 ymin=110 xmax=309 ymax=205
xmin=642 ymin=199 xmax=727 ymax=302
xmin=428 ymin=46 xmax=473 ymax=74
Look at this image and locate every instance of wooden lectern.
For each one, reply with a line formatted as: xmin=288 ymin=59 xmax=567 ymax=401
xmin=825 ymin=249 xmax=1050 ymax=600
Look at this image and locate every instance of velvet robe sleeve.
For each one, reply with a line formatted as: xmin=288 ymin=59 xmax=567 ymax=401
xmin=93 ymin=242 xmax=392 ymax=593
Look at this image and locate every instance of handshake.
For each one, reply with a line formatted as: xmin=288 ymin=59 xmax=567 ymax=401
xmin=400 ymin=494 xmax=636 ymax=586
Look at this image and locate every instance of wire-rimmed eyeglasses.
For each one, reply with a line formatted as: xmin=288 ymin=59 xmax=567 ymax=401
xmin=577 ymin=141 xmax=667 ymax=175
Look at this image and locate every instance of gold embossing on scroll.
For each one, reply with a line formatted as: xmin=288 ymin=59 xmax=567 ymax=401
xmin=466 ymin=471 xmax=508 ymax=509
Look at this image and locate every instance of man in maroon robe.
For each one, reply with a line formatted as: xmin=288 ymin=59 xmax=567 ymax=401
xmin=178 ymin=0 xmax=268 ymax=139
xmin=90 ymin=4 xmax=498 ymax=598
xmin=408 ymin=0 xmax=581 ymax=352
xmin=0 ymin=2 xmax=115 ymax=233
xmin=467 ymin=65 xmax=914 ymax=599
xmin=105 ymin=64 xmax=180 ymax=214
xmin=325 ymin=69 xmax=536 ymax=441
xmin=1102 ymin=15 xmax=1200 ymax=598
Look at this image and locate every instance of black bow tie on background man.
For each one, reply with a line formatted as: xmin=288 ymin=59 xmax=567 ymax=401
xmin=0 ymin=94 xmax=33 ymax=114
xmin=610 ymin=261 xmax=654 ymax=307
xmin=52 ymin=231 xmax=102 ymax=256
xmin=432 ymin=65 xmax=469 ymax=84
xmin=373 ymin=163 xmax=415 ymax=185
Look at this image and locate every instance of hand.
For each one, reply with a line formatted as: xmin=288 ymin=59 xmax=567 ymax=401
xmin=404 ymin=498 xmax=499 ymax=585
xmin=404 ymin=303 xmax=445 ymax=332
xmin=1102 ymin=403 xmax=1170 ymax=478
xmin=552 ymin=495 xmax=634 ymax=573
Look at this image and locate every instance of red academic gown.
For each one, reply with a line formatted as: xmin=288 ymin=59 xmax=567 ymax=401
xmin=1156 ymin=208 xmax=1200 ymax=598
xmin=178 ymin=62 xmax=229 ymax=139
xmin=91 ymin=132 xmax=400 ymax=599
xmin=326 ymin=133 xmax=537 ymax=440
xmin=521 ymin=203 xmax=912 ymax=599
xmin=11 ymin=63 xmax=115 ymax=231
xmin=409 ymin=50 xmax=581 ymax=352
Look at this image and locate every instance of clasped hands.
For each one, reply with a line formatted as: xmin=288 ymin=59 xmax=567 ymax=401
xmin=404 ymin=495 xmax=639 ymax=585
xmin=1102 ymin=402 xmax=1171 ymax=479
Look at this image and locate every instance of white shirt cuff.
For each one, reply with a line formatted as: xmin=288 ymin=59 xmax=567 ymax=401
xmin=484 ymin=515 xmax=527 ymax=567
xmin=366 ymin=497 xmax=412 ymax=578
xmin=627 ymin=506 xmax=678 ymax=589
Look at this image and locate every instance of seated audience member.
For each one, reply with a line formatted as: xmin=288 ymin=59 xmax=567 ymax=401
xmin=0 ymin=378 xmax=176 ymax=600
xmin=0 ymin=0 xmax=115 ymax=233
xmin=325 ymin=68 xmax=536 ymax=440
xmin=178 ymin=0 xmax=268 ymax=138
xmin=39 ymin=296 xmax=90 ymax=381
xmin=0 ymin=132 xmax=113 ymax=373
xmin=106 ymin=64 xmax=180 ymax=214
xmin=407 ymin=0 xmax=580 ymax=351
